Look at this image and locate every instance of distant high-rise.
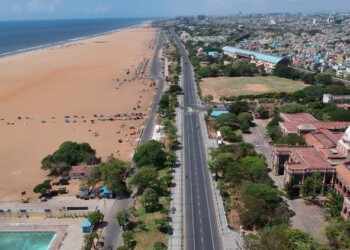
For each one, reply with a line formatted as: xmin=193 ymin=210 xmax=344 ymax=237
xmin=197 ymin=15 xmax=206 ymax=21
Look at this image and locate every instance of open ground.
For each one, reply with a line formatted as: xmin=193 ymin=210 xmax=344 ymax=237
xmin=200 ymin=76 xmax=308 ymax=101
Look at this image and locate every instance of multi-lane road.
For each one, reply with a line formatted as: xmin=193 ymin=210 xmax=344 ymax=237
xmin=172 ymin=31 xmax=223 ymax=250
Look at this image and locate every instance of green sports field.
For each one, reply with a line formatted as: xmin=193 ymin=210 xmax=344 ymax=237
xmin=200 ymin=76 xmax=307 ymax=101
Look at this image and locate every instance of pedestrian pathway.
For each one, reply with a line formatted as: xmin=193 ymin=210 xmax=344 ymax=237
xmin=168 ymin=75 xmax=184 ymax=250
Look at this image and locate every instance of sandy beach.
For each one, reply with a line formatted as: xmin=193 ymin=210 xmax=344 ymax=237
xmin=0 ymin=27 xmax=158 ymax=201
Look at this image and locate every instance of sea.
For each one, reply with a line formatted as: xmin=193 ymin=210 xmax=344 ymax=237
xmin=0 ymin=18 xmax=150 ymax=57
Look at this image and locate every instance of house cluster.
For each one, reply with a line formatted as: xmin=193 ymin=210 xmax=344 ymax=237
xmin=234 ymin=14 xmax=350 ymax=77
xmin=272 ymin=112 xmax=350 ymax=219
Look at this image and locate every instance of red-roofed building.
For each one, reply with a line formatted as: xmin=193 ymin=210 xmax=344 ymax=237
xmin=273 ymin=146 xmax=335 ymax=191
xmin=334 ymin=163 xmax=350 ymax=220
xmin=69 ymin=165 xmax=98 ymax=179
xmin=280 ymin=113 xmax=318 ymax=123
xmin=279 ymin=112 xmax=350 ymax=135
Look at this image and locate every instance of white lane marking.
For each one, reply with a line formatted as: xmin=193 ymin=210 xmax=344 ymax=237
xmin=187 ymin=116 xmax=196 ymax=249
xmin=196 ymin=115 xmax=216 ymax=250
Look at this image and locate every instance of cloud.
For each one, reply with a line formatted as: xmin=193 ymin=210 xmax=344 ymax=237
xmin=12 ymin=4 xmax=24 ymax=12
xmin=94 ymin=4 xmax=110 ymax=14
xmin=27 ymin=0 xmax=60 ymax=13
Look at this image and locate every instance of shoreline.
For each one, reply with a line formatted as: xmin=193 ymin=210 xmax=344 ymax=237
xmin=0 ymin=20 xmax=150 ymax=58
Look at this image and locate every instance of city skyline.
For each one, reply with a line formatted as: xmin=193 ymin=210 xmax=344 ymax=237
xmin=0 ymin=0 xmax=350 ymax=20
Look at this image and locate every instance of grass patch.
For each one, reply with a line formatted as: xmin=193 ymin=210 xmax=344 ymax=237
xmin=133 ymin=197 xmax=168 ymax=250
xmin=200 ymin=76 xmax=308 ymax=100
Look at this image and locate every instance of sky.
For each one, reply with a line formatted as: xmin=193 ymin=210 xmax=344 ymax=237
xmin=0 ymin=0 xmax=349 ymax=20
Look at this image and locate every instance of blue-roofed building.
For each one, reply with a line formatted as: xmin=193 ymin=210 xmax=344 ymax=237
xmin=211 ymin=110 xmax=229 ymax=117
xmin=222 ymin=46 xmax=289 ymax=73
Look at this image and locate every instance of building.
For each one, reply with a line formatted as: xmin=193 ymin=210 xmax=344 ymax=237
xmin=180 ymin=31 xmax=192 ymax=42
xmin=273 ymin=126 xmax=350 ymax=192
xmin=333 ymin=163 xmax=350 ymax=220
xmin=278 ymin=112 xmax=349 ymax=135
xmin=69 ymin=165 xmax=98 ymax=179
xmin=197 ymin=15 xmax=206 ymax=21
xmin=222 ymin=46 xmax=289 ymax=73
xmin=273 ymin=145 xmax=334 ymax=189
xmin=323 ymin=93 xmax=350 ymax=104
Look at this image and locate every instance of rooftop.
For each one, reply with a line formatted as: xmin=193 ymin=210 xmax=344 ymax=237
xmin=336 ymin=163 xmax=350 ymax=186
xmin=280 ymin=113 xmax=319 ymax=123
xmin=276 ymin=146 xmax=331 ymax=171
xmin=222 ymin=46 xmax=284 ymax=64
xmin=69 ymin=165 xmax=97 ymax=176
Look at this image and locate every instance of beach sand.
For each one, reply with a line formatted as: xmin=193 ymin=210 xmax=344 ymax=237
xmin=0 ymin=27 xmax=158 ymax=201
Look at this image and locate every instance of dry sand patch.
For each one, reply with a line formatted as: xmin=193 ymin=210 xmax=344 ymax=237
xmin=0 ymin=27 xmax=158 ymax=201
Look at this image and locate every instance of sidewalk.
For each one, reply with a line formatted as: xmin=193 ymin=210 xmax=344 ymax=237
xmin=168 ymin=74 xmax=184 ymax=250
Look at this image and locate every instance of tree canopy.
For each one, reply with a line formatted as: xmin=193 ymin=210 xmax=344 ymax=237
xmin=128 ymin=166 xmax=159 ymax=193
xmin=133 ymin=140 xmax=167 ymax=168
xmin=87 ymin=211 xmax=103 ymax=226
xmin=41 ymin=141 xmax=99 ymax=176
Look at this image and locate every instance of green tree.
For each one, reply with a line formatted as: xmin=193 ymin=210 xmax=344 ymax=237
xmin=237 ymin=112 xmax=253 ymax=133
xmin=116 ymin=209 xmax=131 ymax=231
xmin=300 ymin=173 xmax=323 ymax=200
xmin=209 ymin=152 xmax=236 ymax=179
xmin=88 ymin=158 xmax=129 ymax=198
xmin=33 ymin=180 xmax=51 ymax=194
xmin=229 ymin=101 xmax=249 ymax=115
xmin=326 ymin=219 xmax=350 ymax=249
xmin=122 ymin=231 xmax=135 ymax=249
xmin=273 ymin=64 xmax=300 ymax=80
xmin=219 ymin=126 xmax=242 ymax=142
xmin=154 ymin=217 xmax=171 ymax=233
xmin=302 ymin=73 xmax=316 ymax=84
xmin=215 ymin=113 xmax=237 ymax=127
xmin=168 ymin=84 xmax=182 ymax=94
xmin=153 ymin=242 xmax=167 ymax=250
xmin=41 ymin=141 xmax=99 ymax=176
xmin=202 ymin=95 xmax=214 ymax=103
xmin=128 ymin=166 xmax=159 ymax=193
xmin=141 ymin=188 xmax=160 ymax=212
xmin=279 ymin=103 xmax=307 ymax=114
xmin=240 ymin=156 xmax=268 ymax=182
xmin=239 ymin=195 xmax=269 ymax=229
xmin=325 ymin=190 xmax=344 ymax=219
xmin=87 ymin=211 xmax=103 ymax=226
xmin=133 ymin=140 xmax=167 ymax=168
xmin=257 ymin=106 xmax=270 ymax=119
xmin=276 ymin=134 xmax=306 ymax=146
xmin=315 ymin=73 xmax=333 ymax=85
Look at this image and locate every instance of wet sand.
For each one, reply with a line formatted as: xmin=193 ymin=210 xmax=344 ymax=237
xmin=0 ymin=27 xmax=159 ymax=201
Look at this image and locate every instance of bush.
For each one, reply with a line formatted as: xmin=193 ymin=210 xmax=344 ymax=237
xmin=33 ymin=180 xmax=51 ymax=194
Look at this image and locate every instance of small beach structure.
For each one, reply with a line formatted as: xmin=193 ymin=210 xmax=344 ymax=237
xmin=69 ymin=165 xmax=98 ymax=179
xmin=100 ymin=186 xmax=113 ymax=199
xmin=82 ymin=219 xmax=92 ymax=233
